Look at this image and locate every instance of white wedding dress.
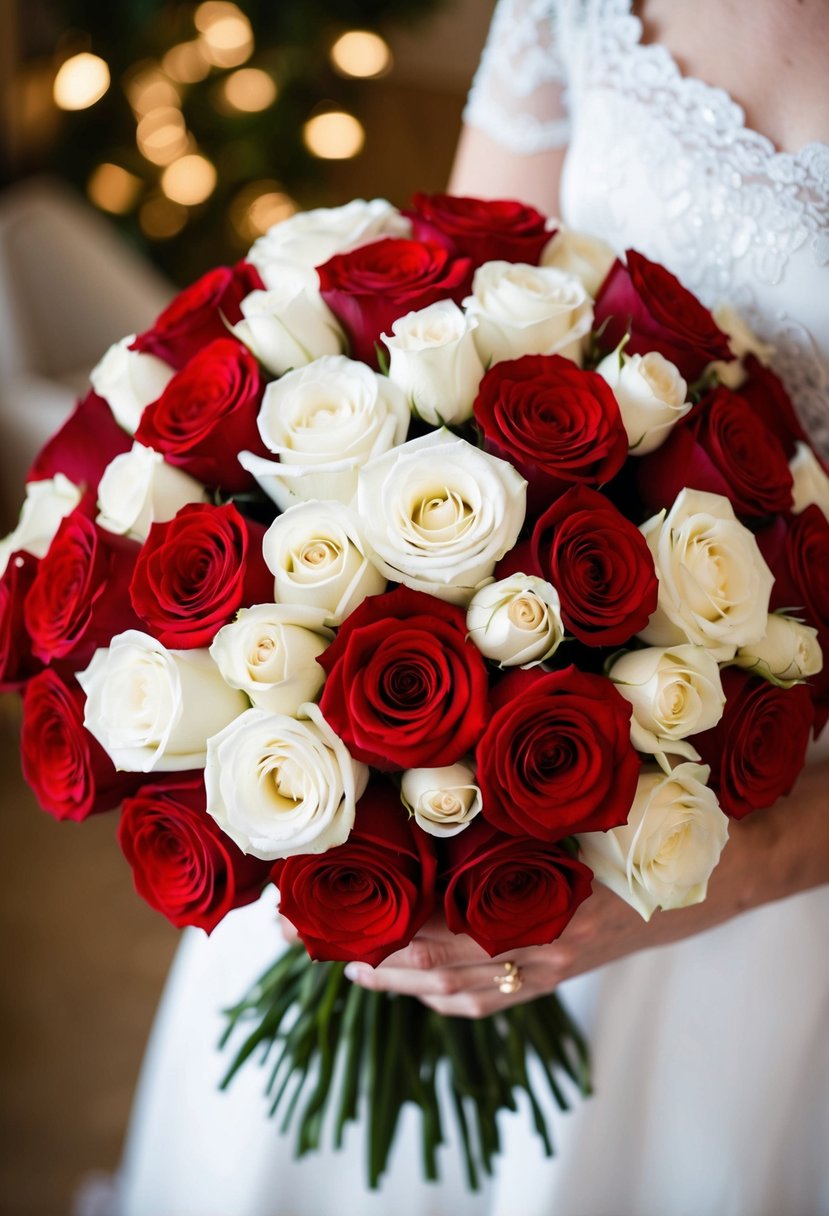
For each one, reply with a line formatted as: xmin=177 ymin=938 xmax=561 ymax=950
xmin=114 ymin=3 xmax=829 ymax=1213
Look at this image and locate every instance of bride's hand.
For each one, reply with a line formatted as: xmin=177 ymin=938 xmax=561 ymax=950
xmin=340 ymin=758 xmax=829 ymax=1018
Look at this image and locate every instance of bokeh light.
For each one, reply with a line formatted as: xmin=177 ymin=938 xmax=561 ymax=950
xmin=53 ymin=53 xmax=110 ymax=111
xmin=330 ymin=30 xmax=392 ymax=78
xmin=139 ymin=195 xmax=189 ymax=240
xmin=162 ymin=40 xmax=211 ymax=84
xmin=161 ymin=154 xmax=217 ymax=205
xmin=195 ymin=3 xmax=254 ymax=68
xmin=221 ymin=68 xmax=277 ymax=113
xmin=125 ymin=66 xmax=180 ymax=116
xmin=230 ymin=180 xmax=297 ymax=244
xmin=87 ymin=163 xmax=142 ymax=214
xmin=136 ymin=107 xmax=189 ymax=165
xmin=303 ymin=110 xmax=365 ymax=159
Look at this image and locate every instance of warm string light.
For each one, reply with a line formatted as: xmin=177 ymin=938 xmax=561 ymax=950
xmin=303 ymin=110 xmax=365 ymax=159
xmin=53 ymin=52 xmax=110 ymax=111
xmin=195 ymin=2 xmax=254 ymax=68
xmin=230 ymin=181 xmax=297 ymax=244
xmin=220 ymin=68 xmax=277 ymax=113
xmin=330 ymin=30 xmax=392 ymax=78
xmin=161 ymin=154 xmax=217 ymax=206
xmin=87 ymin=163 xmax=142 ymax=214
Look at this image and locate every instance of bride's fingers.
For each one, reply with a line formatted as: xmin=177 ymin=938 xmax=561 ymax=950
xmin=344 ymin=959 xmax=541 ymax=1000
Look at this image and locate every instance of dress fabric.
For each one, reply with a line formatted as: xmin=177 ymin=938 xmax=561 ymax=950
xmin=116 ymin=3 xmax=829 ymax=1213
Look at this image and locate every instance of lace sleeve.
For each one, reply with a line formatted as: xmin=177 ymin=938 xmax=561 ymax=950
xmin=462 ymin=0 xmax=571 ymax=155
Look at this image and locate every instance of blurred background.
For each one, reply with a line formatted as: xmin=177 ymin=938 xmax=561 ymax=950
xmin=0 ymin=1 xmax=494 ymax=1211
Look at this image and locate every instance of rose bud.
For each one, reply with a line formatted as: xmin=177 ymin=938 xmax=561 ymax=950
xmin=231 ymin=277 xmax=344 ymax=377
xmin=401 ymin=761 xmax=482 ymax=837
xmin=732 ymin=614 xmax=823 ymax=688
xmin=89 ymin=334 xmax=175 ymax=433
xmin=466 ymin=574 xmax=564 ymax=668
xmin=382 ymin=299 xmax=485 ymax=426
xmin=540 ymin=224 xmax=616 ymax=297
xmin=595 ymin=346 xmax=691 ymax=455
xmin=0 ymin=474 xmax=82 ymax=578
xmin=464 ymin=262 xmax=592 ymax=367
xmin=96 ymin=443 xmax=208 ymax=542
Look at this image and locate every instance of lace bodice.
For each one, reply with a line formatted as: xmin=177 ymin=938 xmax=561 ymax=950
xmin=464 ymin=0 xmax=829 ymax=455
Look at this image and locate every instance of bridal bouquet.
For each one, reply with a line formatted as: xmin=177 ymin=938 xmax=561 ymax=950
xmin=4 ymin=192 xmax=827 ymax=1188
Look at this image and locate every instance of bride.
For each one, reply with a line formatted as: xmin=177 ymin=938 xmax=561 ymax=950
xmin=115 ymin=2 xmax=829 ymax=1213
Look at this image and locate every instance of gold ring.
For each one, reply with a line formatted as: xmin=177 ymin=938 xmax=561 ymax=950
xmin=492 ymin=960 xmax=523 ymax=995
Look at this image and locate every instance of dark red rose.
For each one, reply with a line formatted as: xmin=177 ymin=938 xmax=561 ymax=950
xmin=637 ymin=386 xmax=793 ymax=519
xmin=476 ymin=665 xmax=640 ymax=840
xmin=406 ymin=193 xmax=551 ymax=267
xmin=474 ymin=354 xmax=628 ymax=514
xmin=131 ymin=261 xmax=264 ymax=370
xmin=24 ymin=511 xmax=142 ymax=666
xmin=757 ymin=505 xmax=829 ymax=732
xmin=317 ymin=238 xmax=472 ymax=367
xmin=27 ymin=391 xmax=132 ymax=509
xmin=0 ymin=551 xmax=41 ymax=689
xmin=21 ymin=670 xmax=141 ymax=821
xmin=738 ymin=356 xmax=809 ymax=459
xmin=272 ymin=781 xmax=437 ymax=966
xmin=694 ymin=668 xmax=814 ymax=818
xmin=318 ymin=586 xmax=489 ymax=770
xmin=442 ymin=819 xmax=593 ymax=956
xmin=119 ymin=775 xmax=270 ymax=931
xmin=531 ymin=485 xmax=658 ymax=646
xmin=135 ymin=338 xmax=266 ymax=493
xmin=593 ymin=251 xmax=732 ymax=381
xmin=129 ymin=502 xmax=273 ymax=649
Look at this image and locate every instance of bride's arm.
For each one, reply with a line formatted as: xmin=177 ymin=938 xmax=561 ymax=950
xmin=448 ymin=125 xmax=567 ymax=217
xmin=342 ymin=757 xmax=829 ymax=1018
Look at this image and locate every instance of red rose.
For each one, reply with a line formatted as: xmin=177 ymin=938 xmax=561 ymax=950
xmin=0 ymin=551 xmax=41 ymax=690
xmin=442 ymin=819 xmax=593 ymax=956
xmin=531 ymin=485 xmax=658 ymax=646
xmin=24 ymin=511 xmax=142 ymax=666
xmin=694 ymin=668 xmax=814 ymax=818
xmin=738 ymin=356 xmax=809 ymax=459
xmin=119 ymin=775 xmax=270 ymax=931
xmin=474 ymin=354 xmax=628 ymax=515
xmin=21 ymin=670 xmax=140 ymax=821
xmin=317 ymin=238 xmax=472 ymax=367
xmin=131 ymin=261 xmax=264 ymax=370
xmin=317 ymin=586 xmax=489 ymax=770
xmin=406 ymin=193 xmax=551 ymax=267
xmin=129 ymin=502 xmax=273 ymax=649
xmin=593 ymin=251 xmax=731 ymax=381
xmin=637 ymin=386 xmax=793 ymax=519
xmin=476 ymin=665 xmax=640 ymax=840
xmin=27 ymin=391 xmax=132 ymax=509
xmin=272 ymin=781 xmax=437 ymax=966
xmin=135 ymin=338 xmax=266 ymax=494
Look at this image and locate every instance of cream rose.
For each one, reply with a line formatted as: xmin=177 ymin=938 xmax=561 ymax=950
xmin=248 ymin=199 xmax=411 ymax=281
xmin=239 ymin=355 xmax=409 ymax=510
xmin=789 ymin=441 xmax=829 ymax=519
xmin=77 ymin=631 xmax=247 ymax=772
xmin=733 ymin=613 xmax=824 ymax=687
xmin=709 ymin=304 xmax=772 ymax=388
xmin=204 ymin=703 xmax=368 ymax=860
xmin=209 ymin=603 xmax=332 ymax=714
xmin=578 ymin=763 xmax=729 ymax=920
xmin=540 ymin=224 xmax=616 ymax=297
xmin=95 ymin=442 xmax=207 ymax=541
xmin=639 ymin=489 xmax=774 ymax=660
xmin=464 ymin=261 xmax=593 ymax=367
xmin=466 ymin=574 xmax=564 ymax=667
xmin=262 ymin=500 xmax=385 ymax=626
xmin=0 ymin=473 xmax=82 ymax=578
xmin=381 ymin=300 xmax=485 ymax=426
xmin=401 ymin=762 xmax=482 ymax=838
xmin=596 ymin=346 xmax=691 ymax=454
xmin=89 ymin=334 xmax=175 ymax=433
xmin=356 ymin=429 xmax=527 ymax=605
xmin=609 ymin=644 xmax=725 ymax=765
xmin=231 ymin=278 xmax=344 ymax=377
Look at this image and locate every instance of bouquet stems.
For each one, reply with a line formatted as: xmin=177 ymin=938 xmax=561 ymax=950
xmin=220 ymin=945 xmax=590 ymax=1190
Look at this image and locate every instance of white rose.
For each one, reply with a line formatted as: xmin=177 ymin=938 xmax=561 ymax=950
xmin=248 ymin=199 xmax=411 ymax=281
xmin=401 ymin=762 xmax=482 ymax=838
xmin=204 ymin=702 xmax=368 ymax=860
xmin=95 ymin=443 xmax=207 ymax=541
xmin=239 ymin=355 xmax=409 ymax=510
xmin=231 ymin=279 xmax=344 ymax=377
xmin=596 ymin=346 xmax=691 ymax=454
xmin=789 ymin=441 xmax=829 ymax=519
xmin=464 ymin=261 xmax=593 ymax=367
xmin=639 ymin=489 xmax=774 ymax=660
xmin=578 ymin=763 xmax=729 ymax=920
xmin=381 ymin=300 xmax=485 ymax=426
xmin=0 ymin=473 xmax=82 ymax=578
xmin=89 ymin=334 xmax=175 ymax=433
xmin=466 ymin=574 xmax=564 ymax=667
xmin=262 ymin=500 xmax=385 ymax=626
xmin=540 ymin=224 xmax=616 ymax=297
xmin=78 ymin=631 xmax=247 ymax=772
xmin=356 ymin=429 xmax=527 ymax=606
xmin=710 ymin=304 xmax=772 ymax=388
xmin=609 ymin=645 xmax=725 ymax=765
xmin=733 ymin=613 xmax=824 ymax=687
xmin=209 ymin=603 xmax=332 ymax=714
